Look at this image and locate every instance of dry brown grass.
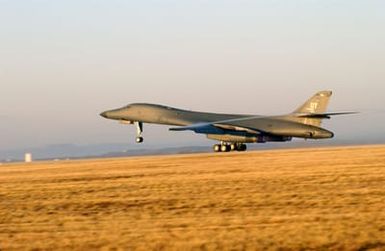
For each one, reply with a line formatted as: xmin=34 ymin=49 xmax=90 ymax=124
xmin=0 ymin=145 xmax=384 ymax=251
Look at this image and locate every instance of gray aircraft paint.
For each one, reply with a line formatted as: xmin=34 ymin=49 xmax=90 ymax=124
xmin=101 ymin=91 xmax=354 ymax=151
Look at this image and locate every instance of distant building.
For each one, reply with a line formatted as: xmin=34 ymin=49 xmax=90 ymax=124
xmin=25 ymin=153 xmax=32 ymax=163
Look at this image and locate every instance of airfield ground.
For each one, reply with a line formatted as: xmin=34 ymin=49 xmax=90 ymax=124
xmin=0 ymin=145 xmax=384 ymax=250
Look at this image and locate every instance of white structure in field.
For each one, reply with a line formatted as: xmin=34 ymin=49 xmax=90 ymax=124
xmin=25 ymin=153 xmax=32 ymax=163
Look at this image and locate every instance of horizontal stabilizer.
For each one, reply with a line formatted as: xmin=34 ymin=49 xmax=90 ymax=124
xmin=295 ymin=112 xmax=358 ymax=119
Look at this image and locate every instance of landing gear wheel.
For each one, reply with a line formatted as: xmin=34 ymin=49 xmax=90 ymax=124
xmin=230 ymin=144 xmax=237 ymax=151
xmin=213 ymin=144 xmax=221 ymax=152
xmin=136 ymin=137 xmax=144 ymax=143
xmin=237 ymin=144 xmax=247 ymax=151
xmin=220 ymin=144 xmax=231 ymax=152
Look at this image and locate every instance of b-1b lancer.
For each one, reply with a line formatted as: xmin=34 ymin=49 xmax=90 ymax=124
xmin=100 ymin=91 xmax=355 ymax=152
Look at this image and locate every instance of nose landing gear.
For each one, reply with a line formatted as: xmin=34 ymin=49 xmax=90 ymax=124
xmin=135 ymin=122 xmax=144 ymax=143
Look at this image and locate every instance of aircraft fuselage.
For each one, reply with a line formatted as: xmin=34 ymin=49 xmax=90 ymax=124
xmin=100 ymin=103 xmax=333 ymax=140
xmin=101 ymin=90 xmax=352 ymax=152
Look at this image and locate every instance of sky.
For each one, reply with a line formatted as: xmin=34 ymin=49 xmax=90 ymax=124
xmin=0 ymin=0 xmax=384 ymax=151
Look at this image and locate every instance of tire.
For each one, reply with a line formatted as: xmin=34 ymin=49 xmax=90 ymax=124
xmin=213 ymin=144 xmax=221 ymax=152
xmin=221 ymin=145 xmax=230 ymax=152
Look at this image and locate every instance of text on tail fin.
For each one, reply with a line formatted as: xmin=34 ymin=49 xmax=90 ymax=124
xmin=294 ymin=90 xmax=332 ymax=114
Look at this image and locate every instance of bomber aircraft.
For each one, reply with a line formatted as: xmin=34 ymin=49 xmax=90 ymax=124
xmin=100 ymin=91 xmax=355 ymax=152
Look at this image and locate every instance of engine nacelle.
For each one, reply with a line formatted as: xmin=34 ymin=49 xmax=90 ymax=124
xmin=206 ymin=134 xmax=292 ymax=143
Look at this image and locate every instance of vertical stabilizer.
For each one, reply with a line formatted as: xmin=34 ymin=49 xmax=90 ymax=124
xmin=293 ymin=91 xmax=332 ymax=114
xmin=291 ymin=90 xmax=333 ymax=127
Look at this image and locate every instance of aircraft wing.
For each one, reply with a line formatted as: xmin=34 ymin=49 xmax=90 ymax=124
xmin=169 ymin=116 xmax=268 ymax=135
xmin=169 ymin=123 xmax=225 ymax=134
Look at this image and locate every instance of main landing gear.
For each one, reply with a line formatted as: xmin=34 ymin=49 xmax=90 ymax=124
xmin=135 ymin=121 xmax=144 ymax=143
xmin=213 ymin=143 xmax=247 ymax=153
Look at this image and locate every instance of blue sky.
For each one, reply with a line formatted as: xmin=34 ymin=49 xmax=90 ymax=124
xmin=0 ymin=0 xmax=384 ymax=150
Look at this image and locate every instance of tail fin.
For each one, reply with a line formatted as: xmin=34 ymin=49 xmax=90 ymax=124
xmin=291 ymin=90 xmax=332 ymax=127
xmin=293 ymin=90 xmax=332 ymax=114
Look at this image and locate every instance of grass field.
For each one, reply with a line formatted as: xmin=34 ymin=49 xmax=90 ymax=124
xmin=0 ymin=145 xmax=384 ymax=251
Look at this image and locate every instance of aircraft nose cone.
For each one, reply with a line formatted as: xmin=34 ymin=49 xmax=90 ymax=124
xmin=100 ymin=111 xmax=109 ymax=118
